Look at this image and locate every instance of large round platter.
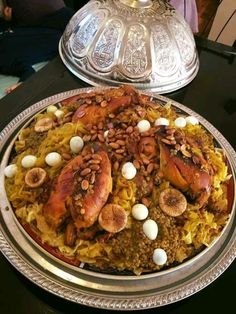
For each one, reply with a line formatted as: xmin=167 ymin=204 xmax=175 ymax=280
xmin=0 ymin=87 xmax=235 ymax=310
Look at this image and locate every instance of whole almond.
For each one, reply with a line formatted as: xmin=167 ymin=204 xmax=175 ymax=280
xmin=62 ymin=153 xmax=72 ymax=160
xmin=81 ymin=179 xmax=89 ymax=190
xmin=109 ymin=142 xmax=120 ymax=149
xmin=80 ymin=168 xmax=91 ymax=176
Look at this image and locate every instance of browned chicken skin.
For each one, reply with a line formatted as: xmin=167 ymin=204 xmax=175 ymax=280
xmin=159 ymin=142 xmax=212 ymax=207
xmin=43 ymin=155 xmax=83 ymax=229
xmin=72 ymin=95 xmax=132 ymax=125
xmin=72 ymin=151 xmax=112 ymax=230
xmin=43 ymin=151 xmax=112 ymax=231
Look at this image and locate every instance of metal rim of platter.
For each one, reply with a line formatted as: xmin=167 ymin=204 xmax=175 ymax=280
xmin=0 ymin=87 xmax=235 ymax=310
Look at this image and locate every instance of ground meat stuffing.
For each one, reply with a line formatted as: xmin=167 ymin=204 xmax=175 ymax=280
xmin=109 ymin=207 xmax=192 ymax=274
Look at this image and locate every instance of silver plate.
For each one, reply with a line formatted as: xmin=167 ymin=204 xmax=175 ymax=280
xmin=0 ymin=87 xmax=235 ymax=310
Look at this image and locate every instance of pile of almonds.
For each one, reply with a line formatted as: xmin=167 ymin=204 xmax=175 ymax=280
xmin=76 ymin=149 xmax=102 ymax=193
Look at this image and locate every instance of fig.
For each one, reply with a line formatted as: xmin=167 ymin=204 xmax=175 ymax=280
xmin=159 ymin=188 xmax=187 ymax=217
xmin=25 ymin=167 xmax=47 ymax=188
xmin=98 ymin=204 xmax=127 ymax=233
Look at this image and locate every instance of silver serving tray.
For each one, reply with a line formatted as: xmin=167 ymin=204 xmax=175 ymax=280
xmin=0 ymin=87 xmax=235 ymax=310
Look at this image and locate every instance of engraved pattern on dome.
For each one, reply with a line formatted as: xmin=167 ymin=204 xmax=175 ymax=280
xmin=151 ymin=24 xmax=179 ymax=76
xmin=168 ymin=18 xmax=194 ymax=66
xmin=63 ymin=2 xmax=99 ymax=44
xmin=90 ymin=19 xmax=123 ymax=71
xmin=60 ymin=0 xmax=199 ymax=93
xmin=70 ymin=11 xmax=106 ymax=58
xmin=112 ymin=0 xmax=171 ymax=18
xmin=122 ymin=24 xmax=150 ymax=78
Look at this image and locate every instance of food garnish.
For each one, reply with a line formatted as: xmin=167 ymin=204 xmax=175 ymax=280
xmin=4 ymin=164 xmax=17 ymax=178
xmin=98 ymin=204 xmax=128 ymax=233
xmin=143 ymin=219 xmax=158 ymax=240
xmin=132 ymin=204 xmax=149 ymax=221
xmin=24 ymin=167 xmax=47 ymax=188
xmin=159 ymin=188 xmax=187 ymax=217
xmin=21 ymin=155 xmax=37 ymax=168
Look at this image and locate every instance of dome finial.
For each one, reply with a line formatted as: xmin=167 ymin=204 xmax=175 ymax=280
xmin=119 ymin=0 xmax=153 ymax=9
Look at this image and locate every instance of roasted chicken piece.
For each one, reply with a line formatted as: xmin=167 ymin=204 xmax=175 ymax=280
xmin=71 ymin=150 xmax=112 ymax=230
xmin=159 ymin=142 xmax=212 ymax=207
xmin=72 ymin=95 xmax=133 ymax=125
xmin=43 ymin=155 xmax=83 ymax=229
xmin=43 ymin=151 xmax=112 ymax=231
xmin=71 ymin=85 xmax=139 ymax=125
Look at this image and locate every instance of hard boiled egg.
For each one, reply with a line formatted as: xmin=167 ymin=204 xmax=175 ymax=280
xmin=121 ymin=162 xmax=137 ymax=180
xmin=143 ymin=219 xmax=158 ymax=240
xmin=132 ymin=204 xmax=149 ymax=220
xmin=153 ymin=248 xmax=167 ymax=265
xmin=54 ymin=109 xmax=64 ymax=119
xmin=174 ymin=117 xmax=186 ymax=128
xmin=137 ymin=120 xmax=151 ymax=133
xmin=70 ymin=136 xmax=84 ymax=153
xmin=4 ymin=164 xmax=17 ymax=178
xmin=46 ymin=105 xmax=57 ymax=113
xmin=21 ymin=155 xmax=37 ymax=168
xmin=45 ymin=152 xmax=62 ymax=167
xmin=154 ymin=117 xmax=169 ymax=126
xmin=185 ymin=115 xmax=199 ymax=125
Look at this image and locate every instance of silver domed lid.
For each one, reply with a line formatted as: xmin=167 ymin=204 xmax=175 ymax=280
xmin=59 ymin=0 xmax=199 ymax=93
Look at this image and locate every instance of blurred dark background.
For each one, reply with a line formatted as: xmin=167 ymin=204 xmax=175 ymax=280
xmin=64 ymin=0 xmax=88 ymax=11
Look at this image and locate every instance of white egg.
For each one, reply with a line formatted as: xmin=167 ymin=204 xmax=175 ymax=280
xmin=132 ymin=204 xmax=149 ymax=220
xmin=45 ymin=152 xmax=62 ymax=167
xmin=46 ymin=105 xmax=57 ymax=113
xmin=54 ymin=109 xmax=64 ymax=119
xmin=137 ymin=120 xmax=151 ymax=133
xmin=104 ymin=130 xmax=109 ymax=138
xmin=4 ymin=164 xmax=17 ymax=178
xmin=121 ymin=162 xmax=137 ymax=180
xmin=70 ymin=136 xmax=84 ymax=153
xmin=143 ymin=219 xmax=158 ymax=240
xmin=21 ymin=155 xmax=37 ymax=168
xmin=154 ymin=117 xmax=169 ymax=126
xmin=153 ymin=248 xmax=167 ymax=266
xmin=174 ymin=117 xmax=187 ymax=128
xmin=185 ymin=115 xmax=199 ymax=125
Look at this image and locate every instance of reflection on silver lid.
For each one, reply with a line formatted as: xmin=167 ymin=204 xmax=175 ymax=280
xmin=59 ymin=0 xmax=199 ymax=93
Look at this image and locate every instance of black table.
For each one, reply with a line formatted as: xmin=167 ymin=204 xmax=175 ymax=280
xmin=0 ymin=37 xmax=235 ymax=313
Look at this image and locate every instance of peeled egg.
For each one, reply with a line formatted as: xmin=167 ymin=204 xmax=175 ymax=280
xmin=70 ymin=136 xmax=84 ymax=153
xmin=46 ymin=105 xmax=57 ymax=113
xmin=143 ymin=219 xmax=158 ymax=240
xmin=21 ymin=155 xmax=37 ymax=168
xmin=154 ymin=117 xmax=169 ymax=126
xmin=174 ymin=117 xmax=186 ymax=128
xmin=153 ymin=248 xmax=167 ymax=266
xmin=121 ymin=162 xmax=137 ymax=180
xmin=185 ymin=115 xmax=199 ymax=125
xmin=137 ymin=120 xmax=151 ymax=133
xmin=4 ymin=164 xmax=17 ymax=178
xmin=132 ymin=204 xmax=149 ymax=220
xmin=45 ymin=152 xmax=62 ymax=167
xmin=54 ymin=109 xmax=64 ymax=119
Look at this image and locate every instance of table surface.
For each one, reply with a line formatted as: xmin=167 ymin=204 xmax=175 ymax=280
xmin=0 ymin=37 xmax=235 ymax=313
